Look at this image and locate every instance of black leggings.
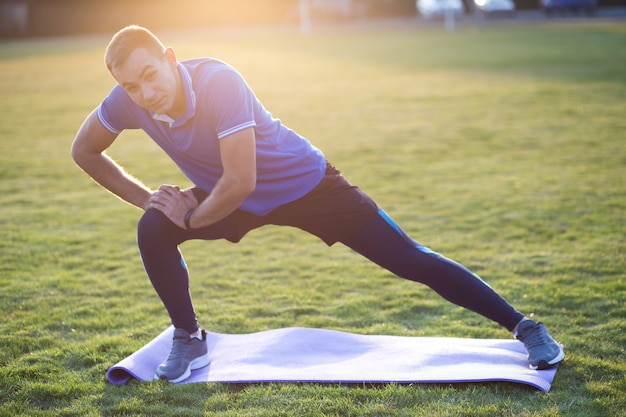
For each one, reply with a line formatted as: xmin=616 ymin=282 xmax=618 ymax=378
xmin=137 ymin=208 xmax=524 ymax=334
xmin=340 ymin=210 xmax=524 ymax=331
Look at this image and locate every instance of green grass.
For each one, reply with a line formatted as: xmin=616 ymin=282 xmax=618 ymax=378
xmin=1 ymin=20 xmax=625 ymax=416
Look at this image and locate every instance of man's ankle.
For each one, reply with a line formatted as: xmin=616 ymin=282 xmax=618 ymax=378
xmin=512 ymin=317 xmax=531 ymax=336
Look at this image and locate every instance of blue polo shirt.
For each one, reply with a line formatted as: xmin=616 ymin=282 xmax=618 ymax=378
xmin=97 ymin=58 xmax=326 ymax=216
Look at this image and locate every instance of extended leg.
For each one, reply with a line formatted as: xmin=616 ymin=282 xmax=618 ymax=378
xmin=341 ymin=209 xmax=525 ymax=331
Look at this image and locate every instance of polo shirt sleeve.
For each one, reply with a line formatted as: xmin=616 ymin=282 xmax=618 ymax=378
xmin=205 ymin=70 xmax=257 ymax=140
xmin=97 ymin=85 xmax=141 ymax=135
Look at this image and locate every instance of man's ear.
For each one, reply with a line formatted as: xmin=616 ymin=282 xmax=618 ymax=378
xmin=164 ymin=47 xmax=177 ymax=67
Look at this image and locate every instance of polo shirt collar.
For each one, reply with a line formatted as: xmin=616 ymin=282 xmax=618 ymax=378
xmin=151 ymin=63 xmax=196 ymax=127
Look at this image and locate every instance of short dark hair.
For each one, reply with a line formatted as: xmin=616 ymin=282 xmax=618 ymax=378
xmin=105 ymin=25 xmax=166 ymax=72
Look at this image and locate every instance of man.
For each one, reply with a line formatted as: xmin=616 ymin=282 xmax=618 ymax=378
xmin=72 ymin=25 xmax=564 ymax=383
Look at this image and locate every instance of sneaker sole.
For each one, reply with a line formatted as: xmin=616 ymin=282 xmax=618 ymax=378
xmin=154 ymin=352 xmax=211 ymax=384
xmin=530 ymin=348 xmax=565 ymax=370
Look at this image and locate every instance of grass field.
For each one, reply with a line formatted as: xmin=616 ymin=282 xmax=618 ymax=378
xmin=0 ymin=19 xmax=625 ymax=417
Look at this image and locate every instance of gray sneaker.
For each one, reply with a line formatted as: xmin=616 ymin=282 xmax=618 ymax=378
xmin=515 ymin=319 xmax=565 ymax=370
xmin=155 ymin=328 xmax=210 ymax=383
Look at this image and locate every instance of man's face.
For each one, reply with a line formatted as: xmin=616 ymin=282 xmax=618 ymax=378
xmin=111 ymin=47 xmax=181 ymax=117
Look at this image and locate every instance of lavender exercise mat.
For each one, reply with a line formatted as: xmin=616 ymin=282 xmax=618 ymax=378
xmin=107 ymin=327 xmax=560 ymax=392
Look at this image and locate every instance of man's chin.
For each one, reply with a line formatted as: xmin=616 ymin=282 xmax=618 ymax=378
xmin=149 ymin=99 xmax=169 ymax=114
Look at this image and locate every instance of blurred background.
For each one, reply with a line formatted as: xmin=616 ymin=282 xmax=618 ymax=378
xmin=1 ymin=0 xmax=625 ymax=38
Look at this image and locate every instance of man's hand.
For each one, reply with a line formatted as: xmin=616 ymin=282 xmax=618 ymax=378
xmin=147 ymin=185 xmax=199 ymax=229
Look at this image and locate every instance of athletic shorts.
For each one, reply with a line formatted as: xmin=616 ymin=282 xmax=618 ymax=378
xmin=192 ymin=162 xmax=379 ymax=246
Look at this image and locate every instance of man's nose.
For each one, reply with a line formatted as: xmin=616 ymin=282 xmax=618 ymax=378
xmin=142 ymin=84 xmax=156 ymax=101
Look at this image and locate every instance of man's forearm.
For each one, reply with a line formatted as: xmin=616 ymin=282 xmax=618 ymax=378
xmin=187 ymin=175 xmax=253 ymax=229
xmin=74 ymin=151 xmax=152 ymax=210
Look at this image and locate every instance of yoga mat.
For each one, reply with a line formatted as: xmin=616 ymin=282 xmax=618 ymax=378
xmin=107 ymin=327 xmax=560 ymax=392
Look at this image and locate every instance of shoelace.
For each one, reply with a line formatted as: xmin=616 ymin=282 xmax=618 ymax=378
xmin=166 ymin=335 xmax=190 ymax=361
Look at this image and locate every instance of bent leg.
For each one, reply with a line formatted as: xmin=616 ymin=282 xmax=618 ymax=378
xmin=340 ymin=209 xmax=524 ymax=331
xmin=137 ymin=208 xmax=262 ymax=333
xmin=137 ymin=209 xmax=200 ymax=333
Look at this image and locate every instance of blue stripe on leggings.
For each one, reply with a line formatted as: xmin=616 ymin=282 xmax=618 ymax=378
xmin=377 ymin=208 xmax=435 ymax=254
xmin=180 ymin=253 xmax=188 ymax=270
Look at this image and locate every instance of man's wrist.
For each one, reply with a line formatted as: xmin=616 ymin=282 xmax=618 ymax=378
xmin=184 ymin=209 xmax=195 ymax=230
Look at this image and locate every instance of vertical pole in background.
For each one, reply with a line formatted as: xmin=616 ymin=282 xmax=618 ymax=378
xmin=300 ymin=0 xmax=312 ymax=34
xmin=444 ymin=6 xmax=455 ymax=32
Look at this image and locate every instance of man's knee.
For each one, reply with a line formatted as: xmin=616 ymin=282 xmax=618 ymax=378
xmin=137 ymin=208 xmax=175 ymax=246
